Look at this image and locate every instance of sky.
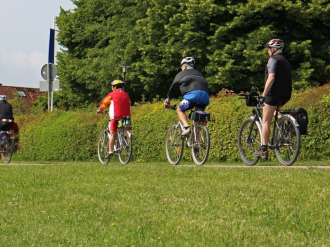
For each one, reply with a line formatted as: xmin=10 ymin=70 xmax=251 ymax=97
xmin=0 ymin=0 xmax=76 ymax=88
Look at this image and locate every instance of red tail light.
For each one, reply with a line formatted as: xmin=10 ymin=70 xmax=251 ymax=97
xmin=126 ymin=126 xmax=132 ymax=130
xmin=203 ymin=121 xmax=208 ymax=124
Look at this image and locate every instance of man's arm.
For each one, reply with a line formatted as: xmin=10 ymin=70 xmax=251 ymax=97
xmin=98 ymin=94 xmax=112 ymax=111
xmin=262 ymin=73 xmax=275 ymax=97
xmin=262 ymin=57 xmax=277 ymax=97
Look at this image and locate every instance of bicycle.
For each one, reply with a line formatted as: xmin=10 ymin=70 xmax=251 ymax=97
xmin=0 ymin=131 xmax=14 ymax=164
xmin=238 ymin=93 xmax=301 ymax=166
xmin=97 ymin=112 xmax=132 ymax=164
xmin=165 ymin=105 xmax=210 ymax=165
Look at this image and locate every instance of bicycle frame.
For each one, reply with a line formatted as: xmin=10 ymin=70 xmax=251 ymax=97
xmin=247 ymin=102 xmax=299 ymax=148
xmin=114 ymin=127 xmax=132 ymax=152
xmin=175 ymin=119 xmax=204 ymax=148
xmin=97 ymin=111 xmax=133 ymax=164
xmin=238 ymin=93 xmax=301 ymax=166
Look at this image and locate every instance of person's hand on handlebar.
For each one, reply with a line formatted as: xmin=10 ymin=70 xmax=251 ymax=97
xmin=96 ymin=109 xmax=102 ymax=114
xmin=259 ymin=97 xmax=265 ymax=106
xmin=164 ymin=98 xmax=171 ymax=109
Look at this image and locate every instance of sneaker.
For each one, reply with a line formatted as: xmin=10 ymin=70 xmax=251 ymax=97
xmin=181 ymin=127 xmax=191 ymax=137
xmin=105 ymin=152 xmax=113 ymax=159
xmin=254 ymin=149 xmax=268 ymax=159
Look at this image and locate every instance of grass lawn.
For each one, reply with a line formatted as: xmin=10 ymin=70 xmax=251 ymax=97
xmin=1 ymin=161 xmax=330 ymax=246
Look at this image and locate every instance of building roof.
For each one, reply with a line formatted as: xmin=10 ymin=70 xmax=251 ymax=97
xmin=0 ymin=84 xmax=45 ymax=108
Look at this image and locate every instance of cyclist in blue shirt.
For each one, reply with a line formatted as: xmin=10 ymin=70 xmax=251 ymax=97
xmin=164 ymin=57 xmax=210 ymax=136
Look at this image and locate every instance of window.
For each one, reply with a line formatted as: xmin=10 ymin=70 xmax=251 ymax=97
xmin=17 ymin=90 xmax=27 ymax=97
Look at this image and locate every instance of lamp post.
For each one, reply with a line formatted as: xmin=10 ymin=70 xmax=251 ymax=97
xmin=119 ymin=62 xmax=131 ymax=82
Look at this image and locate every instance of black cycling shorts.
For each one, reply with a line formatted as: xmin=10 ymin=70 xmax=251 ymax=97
xmin=265 ymin=95 xmax=290 ymax=107
xmin=0 ymin=121 xmax=14 ymax=131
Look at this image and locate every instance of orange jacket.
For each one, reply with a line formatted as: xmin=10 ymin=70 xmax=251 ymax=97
xmin=99 ymin=89 xmax=131 ymax=119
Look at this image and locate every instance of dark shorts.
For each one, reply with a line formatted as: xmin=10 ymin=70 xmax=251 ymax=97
xmin=178 ymin=100 xmax=206 ymax=112
xmin=0 ymin=121 xmax=14 ymax=132
xmin=265 ymin=95 xmax=291 ymax=107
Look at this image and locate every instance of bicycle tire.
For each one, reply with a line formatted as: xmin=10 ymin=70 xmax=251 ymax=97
xmin=274 ymin=115 xmax=301 ymax=166
xmin=3 ymin=137 xmax=13 ymax=164
xmin=97 ymin=130 xmax=110 ymax=164
xmin=118 ymin=129 xmax=132 ymax=164
xmin=191 ymin=124 xmax=210 ymax=165
xmin=166 ymin=125 xmax=184 ymax=165
xmin=238 ymin=118 xmax=262 ymax=166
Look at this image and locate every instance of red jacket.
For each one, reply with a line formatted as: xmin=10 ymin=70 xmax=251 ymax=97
xmin=99 ymin=89 xmax=131 ymax=119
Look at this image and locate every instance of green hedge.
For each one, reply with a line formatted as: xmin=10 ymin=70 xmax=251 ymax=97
xmin=15 ymin=84 xmax=330 ymax=162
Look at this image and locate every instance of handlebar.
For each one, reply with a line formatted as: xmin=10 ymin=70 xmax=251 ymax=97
xmin=238 ymin=94 xmax=263 ymax=102
xmin=97 ymin=110 xmax=108 ymax=114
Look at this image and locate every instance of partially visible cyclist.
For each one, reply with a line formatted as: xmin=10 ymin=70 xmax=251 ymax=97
xmin=0 ymin=95 xmax=14 ymax=132
xmin=164 ymin=57 xmax=210 ymax=136
xmin=254 ymin=39 xmax=292 ymax=159
xmin=97 ymin=80 xmax=131 ymax=159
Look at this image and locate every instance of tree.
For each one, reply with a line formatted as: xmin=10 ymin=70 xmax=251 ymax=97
xmin=56 ymin=0 xmax=330 ymax=107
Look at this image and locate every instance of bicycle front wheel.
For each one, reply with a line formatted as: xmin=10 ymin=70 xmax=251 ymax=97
xmin=191 ymin=124 xmax=210 ymax=165
xmin=166 ymin=125 xmax=184 ymax=165
xmin=118 ymin=130 xmax=132 ymax=164
xmin=3 ymin=138 xmax=13 ymax=164
xmin=98 ymin=130 xmax=110 ymax=164
xmin=238 ymin=118 xmax=262 ymax=166
xmin=274 ymin=115 xmax=301 ymax=166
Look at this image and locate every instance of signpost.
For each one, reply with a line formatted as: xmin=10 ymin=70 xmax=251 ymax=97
xmin=40 ymin=63 xmax=59 ymax=112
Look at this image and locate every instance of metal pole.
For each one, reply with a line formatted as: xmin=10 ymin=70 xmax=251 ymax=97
xmin=50 ymin=80 xmax=53 ymax=112
xmin=47 ymin=63 xmax=50 ymax=112
xmin=51 ymin=15 xmax=56 ymax=112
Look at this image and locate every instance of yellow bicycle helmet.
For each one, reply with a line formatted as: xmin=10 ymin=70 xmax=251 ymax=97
xmin=111 ymin=80 xmax=125 ymax=86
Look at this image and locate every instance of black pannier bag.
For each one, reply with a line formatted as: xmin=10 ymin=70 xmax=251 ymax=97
xmin=246 ymin=91 xmax=259 ymax=107
xmin=189 ymin=111 xmax=211 ymax=122
xmin=294 ymin=108 xmax=308 ymax=135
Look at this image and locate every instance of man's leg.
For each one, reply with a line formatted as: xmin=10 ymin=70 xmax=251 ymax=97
xmin=177 ymin=107 xmax=189 ymax=127
xmin=109 ymin=131 xmax=117 ymax=153
xmin=254 ymin=104 xmax=277 ymax=158
xmin=177 ymin=102 xmax=190 ymax=136
xmin=262 ymin=104 xmax=277 ymax=146
xmin=106 ymin=120 xmax=118 ymax=159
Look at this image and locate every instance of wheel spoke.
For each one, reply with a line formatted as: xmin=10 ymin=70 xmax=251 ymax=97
xmin=238 ymin=118 xmax=261 ymax=166
xmin=98 ymin=131 xmax=110 ymax=164
xmin=191 ymin=124 xmax=210 ymax=165
xmin=166 ymin=125 xmax=183 ymax=165
xmin=118 ymin=130 xmax=132 ymax=164
xmin=274 ymin=116 xmax=300 ymax=166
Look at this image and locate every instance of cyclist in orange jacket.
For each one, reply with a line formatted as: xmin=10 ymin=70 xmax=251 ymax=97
xmin=97 ymin=80 xmax=131 ymax=159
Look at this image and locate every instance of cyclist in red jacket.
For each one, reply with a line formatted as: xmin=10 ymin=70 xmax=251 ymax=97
xmin=97 ymin=80 xmax=131 ymax=159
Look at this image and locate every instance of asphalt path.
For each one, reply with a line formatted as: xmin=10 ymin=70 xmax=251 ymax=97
xmin=1 ymin=162 xmax=330 ymax=169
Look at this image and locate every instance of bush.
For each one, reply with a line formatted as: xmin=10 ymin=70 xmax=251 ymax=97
xmin=16 ymin=110 xmax=107 ymax=161
xmin=15 ymin=84 xmax=330 ymax=162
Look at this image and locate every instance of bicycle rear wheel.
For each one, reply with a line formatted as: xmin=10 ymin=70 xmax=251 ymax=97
xmin=166 ymin=125 xmax=184 ymax=165
xmin=191 ymin=124 xmax=210 ymax=165
xmin=118 ymin=130 xmax=132 ymax=164
xmin=98 ymin=130 xmax=110 ymax=164
xmin=3 ymin=137 xmax=13 ymax=164
xmin=274 ymin=115 xmax=301 ymax=166
xmin=238 ymin=118 xmax=262 ymax=166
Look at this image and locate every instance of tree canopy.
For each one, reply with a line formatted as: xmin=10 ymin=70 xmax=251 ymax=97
xmin=56 ymin=0 xmax=330 ymax=107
